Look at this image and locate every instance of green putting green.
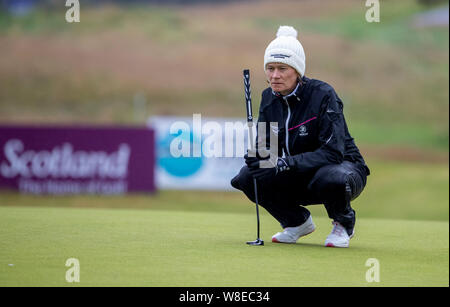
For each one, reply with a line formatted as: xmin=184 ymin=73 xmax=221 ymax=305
xmin=0 ymin=206 xmax=448 ymax=287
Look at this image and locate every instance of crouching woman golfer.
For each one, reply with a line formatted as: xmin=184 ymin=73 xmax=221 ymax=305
xmin=231 ymin=26 xmax=370 ymax=248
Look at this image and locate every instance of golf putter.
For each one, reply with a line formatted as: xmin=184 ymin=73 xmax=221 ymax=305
xmin=243 ymin=69 xmax=264 ymax=246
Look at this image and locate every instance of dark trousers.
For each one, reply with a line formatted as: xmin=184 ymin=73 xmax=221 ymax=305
xmin=231 ymin=161 xmax=368 ymax=236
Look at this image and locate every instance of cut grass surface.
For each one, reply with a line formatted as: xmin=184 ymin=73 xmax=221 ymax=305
xmin=0 ymin=206 xmax=448 ymax=286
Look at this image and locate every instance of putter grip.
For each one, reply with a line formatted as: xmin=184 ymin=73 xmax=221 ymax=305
xmin=243 ymin=69 xmax=252 ymax=123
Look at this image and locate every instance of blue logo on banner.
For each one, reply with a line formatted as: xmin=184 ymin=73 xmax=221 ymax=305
xmin=157 ymin=132 xmax=203 ymax=178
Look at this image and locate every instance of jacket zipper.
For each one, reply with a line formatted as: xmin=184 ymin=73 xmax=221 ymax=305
xmin=283 ymin=97 xmax=291 ymax=156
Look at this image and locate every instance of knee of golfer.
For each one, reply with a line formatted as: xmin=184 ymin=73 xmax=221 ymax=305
xmin=309 ymin=171 xmax=352 ymax=202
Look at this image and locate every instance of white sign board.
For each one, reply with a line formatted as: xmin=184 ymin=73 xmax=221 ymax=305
xmin=147 ymin=116 xmax=254 ymax=191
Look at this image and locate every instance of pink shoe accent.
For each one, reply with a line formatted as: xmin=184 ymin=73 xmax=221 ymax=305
xmin=272 ymin=237 xmax=280 ymax=243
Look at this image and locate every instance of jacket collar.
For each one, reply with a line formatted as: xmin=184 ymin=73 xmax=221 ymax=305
xmin=271 ymin=77 xmax=306 ymax=102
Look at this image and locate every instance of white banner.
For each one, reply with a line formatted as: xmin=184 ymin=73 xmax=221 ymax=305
xmin=147 ymin=115 xmax=254 ymax=190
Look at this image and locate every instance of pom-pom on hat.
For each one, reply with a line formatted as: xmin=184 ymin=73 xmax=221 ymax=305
xmin=264 ymin=26 xmax=306 ymax=77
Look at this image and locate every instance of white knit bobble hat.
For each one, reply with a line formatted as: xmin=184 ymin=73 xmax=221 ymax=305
xmin=264 ymin=26 xmax=306 ymax=77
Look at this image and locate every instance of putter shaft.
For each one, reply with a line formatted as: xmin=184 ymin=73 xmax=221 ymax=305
xmin=253 ymin=177 xmax=260 ymax=239
xmin=244 ymin=69 xmax=264 ymax=246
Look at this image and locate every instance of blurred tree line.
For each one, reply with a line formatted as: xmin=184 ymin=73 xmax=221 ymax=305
xmin=1 ymin=0 xmax=447 ymax=14
xmin=0 ymin=0 xmax=243 ymax=11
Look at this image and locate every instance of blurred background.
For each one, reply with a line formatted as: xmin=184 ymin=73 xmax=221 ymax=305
xmin=0 ymin=0 xmax=448 ymax=221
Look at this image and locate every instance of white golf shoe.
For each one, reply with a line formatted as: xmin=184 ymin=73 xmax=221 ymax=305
xmin=272 ymin=216 xmax=316 ymax=244
xmin=324 ymin=221 xmax=354 ymax=248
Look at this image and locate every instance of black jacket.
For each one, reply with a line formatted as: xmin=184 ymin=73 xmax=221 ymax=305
xmin=256 ymin=76 xmax=370 ymax=176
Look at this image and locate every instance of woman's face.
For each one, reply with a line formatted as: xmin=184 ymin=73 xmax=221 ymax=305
xmin=265 ymin=63 xmax=299 ymax=96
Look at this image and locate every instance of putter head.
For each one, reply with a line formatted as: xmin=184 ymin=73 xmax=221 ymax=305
xmin=246 ymin=238 xmax=264 ymax=246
